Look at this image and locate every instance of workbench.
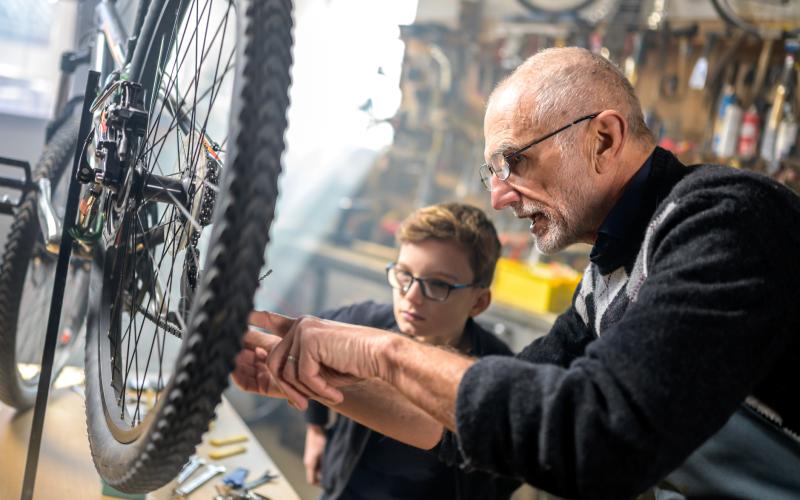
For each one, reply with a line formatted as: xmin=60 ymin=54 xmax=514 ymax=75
xmin=0 ymin=374 xmax=299 ymax=499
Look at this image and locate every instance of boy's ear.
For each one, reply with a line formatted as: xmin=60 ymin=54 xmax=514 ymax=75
xmin=470 ymin=288 xmax=491 ymax=317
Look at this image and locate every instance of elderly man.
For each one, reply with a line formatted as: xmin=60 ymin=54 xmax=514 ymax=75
xmin=236 ymin=47 xmax=800 ymax=499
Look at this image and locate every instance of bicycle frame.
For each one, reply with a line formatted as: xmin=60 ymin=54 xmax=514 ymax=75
xmin=40 ymin=0 xmax=210 ymax=253
xmin=0 ymin=0 xmax=231 ymax=348
xmin=96 ymin=1 xmax=132 ymax=70
xmin=29 ymin=0 xmax=132 ymax=254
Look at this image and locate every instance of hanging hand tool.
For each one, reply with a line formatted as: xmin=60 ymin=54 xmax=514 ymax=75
xmin=761 ymin=40 xmax=799 ymax=173
xmin=659 ymin=23 xmax=698 ymax=100
xmin=689 ymin=32 xmax=718 ymax=90
xmin=744 ymin=37 xmax=775 ymax=109
xmin=705 ymin=32 xmax=749 ymax=103
xmin=623 ymin=31 xmax=646 ymax=86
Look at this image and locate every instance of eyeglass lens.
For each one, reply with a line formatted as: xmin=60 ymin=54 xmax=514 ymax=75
xmin=388 ymin=268 xmax=451 ymax=301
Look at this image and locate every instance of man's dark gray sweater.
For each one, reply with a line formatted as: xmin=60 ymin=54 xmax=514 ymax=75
xmin=439 ymin=147 xmax=800 ymax=498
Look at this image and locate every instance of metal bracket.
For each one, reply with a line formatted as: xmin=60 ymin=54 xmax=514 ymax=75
xmin=60 ymin=49 xmax=92 ymax=74
xmin=20 ymin=69 xmax=100 ymax=500
xmin=0 ymin=156 xmax=33 ymax=215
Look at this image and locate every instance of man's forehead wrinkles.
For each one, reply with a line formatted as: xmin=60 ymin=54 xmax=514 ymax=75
xmin=485 ymin=93 xmax=537 ymax=158
xmin=487 ymin=112 xmax=534 ymax=155
xmin=485 ymin=117 xmax=518 ymax=153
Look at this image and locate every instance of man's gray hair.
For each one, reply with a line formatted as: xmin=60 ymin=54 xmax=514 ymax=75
xmin=492 ymin=47 xmax=654 ymax=149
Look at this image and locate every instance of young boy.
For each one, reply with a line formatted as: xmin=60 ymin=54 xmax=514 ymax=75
xmin=240 ymin=203 xmax=519 ymax=499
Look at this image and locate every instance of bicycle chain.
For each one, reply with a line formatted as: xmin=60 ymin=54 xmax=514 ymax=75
xmin=136 ymin=303 xmax=183 ymax=339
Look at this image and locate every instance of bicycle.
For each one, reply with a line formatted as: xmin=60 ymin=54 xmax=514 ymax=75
xmin=0 ymin=101 xmax=87 ymax=412
xmin=0 ymin=0 xmax=293 ymax=493
xmin=710 ymin=0 xmax=800 ymax=38
xmin=514 ymin=0 xmax=620 ymax=26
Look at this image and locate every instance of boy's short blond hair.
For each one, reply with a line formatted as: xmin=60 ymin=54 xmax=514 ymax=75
xmin=396 ymin=203 xmax=501 ymax=287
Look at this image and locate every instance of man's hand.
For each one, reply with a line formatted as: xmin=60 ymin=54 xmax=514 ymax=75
xmin=253 ymin=311 xmax=394 ymax=410
xmin=303 ymin=424 xmax=327 ymax=486
xmin=246 ymin=310 xmax=470 ymax=434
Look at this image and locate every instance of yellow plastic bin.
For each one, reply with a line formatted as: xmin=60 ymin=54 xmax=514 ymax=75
xmin=492 ymin=258 xmax=580 ymax=315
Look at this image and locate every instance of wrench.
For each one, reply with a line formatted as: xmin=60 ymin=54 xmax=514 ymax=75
xmin=242 ymin=471 xmax=278 ymax=490
xmin=177 ymin=455 xmax=206 ymax=485
xmin=175 ymin=464 xmax=225 ymax=496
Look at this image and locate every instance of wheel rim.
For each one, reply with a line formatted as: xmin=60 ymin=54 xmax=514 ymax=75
xmin=92 ymin=0 xmax=238 ymax=442
xmin=521 ymin=0 xmax=594 ymax=12
xmin=16 ymin=251 xmax=88 ymax=387
xmin=711 ymin=0 xmax=800 ymax=36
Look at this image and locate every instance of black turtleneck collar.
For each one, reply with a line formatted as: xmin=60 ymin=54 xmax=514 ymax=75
xmin=589 ymin=146 xmax=684 ymax=275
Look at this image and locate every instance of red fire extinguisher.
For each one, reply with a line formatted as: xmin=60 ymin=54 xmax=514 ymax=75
xmin=738 ymin=105 xmax=761 ymax=161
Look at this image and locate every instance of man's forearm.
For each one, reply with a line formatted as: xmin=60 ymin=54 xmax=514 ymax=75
xmin=375 ymin=334 xmax=475 ymax=432
xmin=328 ymin=378 xmax=444 ymax=449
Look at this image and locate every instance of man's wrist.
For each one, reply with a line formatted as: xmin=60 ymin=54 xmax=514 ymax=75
xmin=372 ymin=333 xmax=410 ymax=386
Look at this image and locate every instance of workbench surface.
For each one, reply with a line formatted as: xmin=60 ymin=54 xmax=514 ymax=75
xmin=0 ymin=381 xmax=299 ymax=499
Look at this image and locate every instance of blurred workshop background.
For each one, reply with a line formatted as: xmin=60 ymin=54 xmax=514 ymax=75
xmin=1 ymin=0 xmax=798 ymax=498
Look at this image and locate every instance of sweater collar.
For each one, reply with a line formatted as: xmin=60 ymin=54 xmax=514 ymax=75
xmin=589 ymin=147 xmax=682 ymax=274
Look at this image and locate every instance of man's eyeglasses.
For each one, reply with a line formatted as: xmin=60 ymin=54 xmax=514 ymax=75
xmin=386 ymin=262 xmax=476 ymax=302
xmin=478 ymin=112 xmax=599 ymax=191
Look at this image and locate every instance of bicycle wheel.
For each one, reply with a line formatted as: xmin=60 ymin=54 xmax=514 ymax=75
xmin=710 ymin=0 xmax=800 ymax=37
xmin=84 ymin=0 xmax=292 ymax=492
xmin=515 ymin=0 xmax=618 ymax=25
xmin=0 ymin=110 xmax=89 ymax=410
xmin=516 ymin=0 xmax=595 ymax=13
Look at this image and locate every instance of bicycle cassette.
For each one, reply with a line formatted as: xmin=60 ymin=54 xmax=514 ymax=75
xmin=175 ymin=135 xmax=222 ymax=251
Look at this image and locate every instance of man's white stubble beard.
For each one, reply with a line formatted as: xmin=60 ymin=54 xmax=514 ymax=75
xmin=512 ymin=199 xmax=569 ymax=254
xmin=513 ymin=154 xmax=593 ymax=255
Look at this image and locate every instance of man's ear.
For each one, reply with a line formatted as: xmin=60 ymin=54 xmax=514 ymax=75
xmin=591 ymin=110 xmax=627 ymax=174
xmin=470 ymin=288 xmax=492 ymax=317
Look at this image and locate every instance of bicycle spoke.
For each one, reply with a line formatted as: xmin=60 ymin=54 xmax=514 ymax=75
xmin=120 ymin=210 xmax=175 ymax=424
xmin=82 ymin=0 xmax=292 ymax=489
xmin=98 ymin=0 xmax=239 ymax=432
xmin=140 ymin=0 xmax=220 ymax=162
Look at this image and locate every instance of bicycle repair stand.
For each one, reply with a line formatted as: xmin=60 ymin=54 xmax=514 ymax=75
xmin=0 ymin=158 xmax=33 ymax=215
xmin=18 ymin=70 xmax=100 ymax=500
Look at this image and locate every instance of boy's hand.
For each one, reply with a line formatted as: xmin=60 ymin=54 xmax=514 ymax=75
xmin=304 ymin=424 xmax=327 ymax=486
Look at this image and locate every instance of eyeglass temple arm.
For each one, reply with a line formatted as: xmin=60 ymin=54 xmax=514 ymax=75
xmin=513 ymin=112 xmax=600 ymax=158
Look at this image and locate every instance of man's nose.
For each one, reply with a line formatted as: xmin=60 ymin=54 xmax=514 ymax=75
xmin=490 ymin=178 xmax=520 ymax=210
